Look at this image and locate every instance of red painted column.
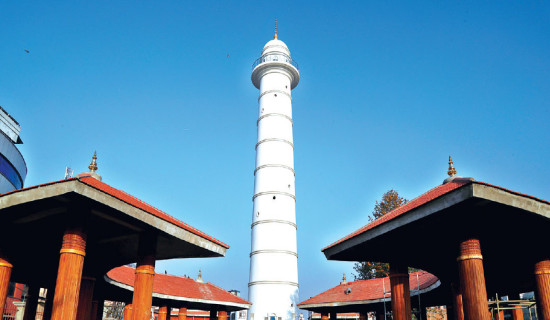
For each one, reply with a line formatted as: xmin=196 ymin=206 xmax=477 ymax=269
xmin=131 ymin=233 xmax=157 ymax=320
xmin=535 ymin=260 xmax=550 ymax=320
xmin=23 ymin=286 xmax=41 ymax=320
xmin=321 ymin=313 xmax=329 ymax=320
xmin=358 ymin=313 xmax=366 ymax=320
xmin=457 ymin=239 xmax=490 ymax=320
xmin=218 ymin=311 xmax=228 ymax=320
xmin=159 ymin=306 xmax=169 ymax=320
xmin=0 ymin=256 xmax=13 ymax=318
xmin=511 ymin=307 xmax=524 ymax=320
xmin=51 ymin=227 xmax=87 ymax=320
xmin=451 ymin=283 xmax=464 ymax=320
xmin=76 ymin=276 xmax=95 ymax=320
xmin=389 ymin=264 xmax=411 ymax=320
xmin=123 ymin=304 xmax=133 ymax=320
xmin=178 ymin=307 xmax=187 ymax=320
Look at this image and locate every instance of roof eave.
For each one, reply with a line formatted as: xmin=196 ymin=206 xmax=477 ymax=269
xmin=323 ymin=184 xmax=474 ymax=261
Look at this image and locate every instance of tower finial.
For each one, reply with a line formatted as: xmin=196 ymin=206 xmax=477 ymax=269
xmin=274 ymin=19 xmax=278 ymax=39
xmin=447 ymin=156 xmax=457 ymax=177
xmin=88 ymin=151 xmax=98 ymax=172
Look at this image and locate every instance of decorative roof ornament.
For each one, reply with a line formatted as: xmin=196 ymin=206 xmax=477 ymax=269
xmin=447 ymin=156 xmax=457 ymax=177
xmin=196 ymin=269 xmax=204 ymax=283
xmin=274 ymin=19 xmax=278 ymax=39
xmin=340 ymin=273 xmax=347 ymax=285
xmin=76 ymin=151 xmax=102 ymax=181
xmin=88 ymin=151 xmax=98 ymax=172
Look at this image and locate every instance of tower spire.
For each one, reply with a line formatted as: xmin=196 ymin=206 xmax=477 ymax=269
xmin=447 ymin=156 xmax=457 ymax=177
xmin=274 ymin=19 xmax=278 ymax=39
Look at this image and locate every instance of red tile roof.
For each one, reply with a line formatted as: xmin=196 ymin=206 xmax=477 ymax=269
xmin=322 ymin=179 xmax=550 ymax=252
xmin=298 ymin=271 xmax=438 ymax=307
xmin=0 ymin=176 xmax=228 ymax=249
xmin=107 ymin=266 xmax=251 ymax=307
xmin=78 ymin=176 xmax=229 ymax=249
xmin=322 ymin=180 xmax=470 ymax=251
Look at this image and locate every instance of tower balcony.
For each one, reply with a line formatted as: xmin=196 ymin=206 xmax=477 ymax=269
xmin=251 ymin=53 xmax=300 ymax=90
xmin=252 ymin=53 xmax=299 ymax=70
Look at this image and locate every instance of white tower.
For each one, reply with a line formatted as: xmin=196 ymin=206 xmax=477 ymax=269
xmin=248 ymin=23 xmax=300 ymax=320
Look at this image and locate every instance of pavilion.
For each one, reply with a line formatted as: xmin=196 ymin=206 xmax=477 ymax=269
xmin=0 ymin=154 xmax=232 ymax=320
xmin=298 ymin=271 xmax=440 ymax=319
xmin=104 ymin=266 xmax=251 ymax=320
xmin=322 ymin=158 xmax=550 ymax=320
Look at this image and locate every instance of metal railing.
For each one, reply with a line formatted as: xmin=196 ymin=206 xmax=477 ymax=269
xmin=252 ymin=53 xmax=299 ymax=70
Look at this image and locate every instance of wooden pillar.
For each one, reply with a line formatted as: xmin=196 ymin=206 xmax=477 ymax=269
xmin=535 ymin=260 xmax=550 ymax=320
xmin=218 ymin=311 xmax=227 ymax=320
xmin=0 ymin=256 xmax=13 ymax=318
xmin=511 ymin=306 xmax=524 ymax=320
xmin=358 ymin=313 xmax=366 ymax=320
xmin=389 ymin=264 xmax=411 ymax=320
xmin=76 ymin=277 xmax=95 ymax=320
xmin=159 ymin=306 xmax=169 ymax=320
xmin=123 ymin=304 xmax=133 ymax=320
xmin=23 ymin=286 xmax=41 ymax=320
xmin=451 ymin=283 xmax=464 ymax=320
xmin=178 ymin=307 xmax=187 ymax=320
xmin=457 ymin=239 xmax=490 ymax=320
xmin=51 ymin=227 xmax=87 ymax=320
xmin=131 ymin=233 xmax=157 ymax=320
xmin=329 ymin=312 xmax=337 ymax=320
xmin=321 ymin=313 xmax=329 ymax=320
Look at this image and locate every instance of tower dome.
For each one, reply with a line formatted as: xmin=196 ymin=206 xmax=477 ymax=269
xmin=251 ymin=24 xmax=299 ymax=90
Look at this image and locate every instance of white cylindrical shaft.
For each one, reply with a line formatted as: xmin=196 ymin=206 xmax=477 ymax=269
xmin=249 ymin=37 xmax=300 ymax=320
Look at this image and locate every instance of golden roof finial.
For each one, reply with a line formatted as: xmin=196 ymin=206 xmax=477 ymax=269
xmin=88 ymin=151 xmax=98 ymax=172
xmin=340 ymin=272 xmax=347 ymax=285
xmin=274 ymin=19 xmax=278 ymax=39
xmin=447 ymin=156 xmax=457 ymax=177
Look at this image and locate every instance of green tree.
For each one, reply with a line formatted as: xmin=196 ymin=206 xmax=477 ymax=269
xmin=353 ymin=189 xmax=408 ymax=280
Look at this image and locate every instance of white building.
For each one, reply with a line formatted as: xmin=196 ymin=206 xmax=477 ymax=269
xmin=248 ymin=25 xmax=300 ymax=320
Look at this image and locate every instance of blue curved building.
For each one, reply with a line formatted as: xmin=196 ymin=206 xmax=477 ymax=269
xmin=0 ymin=106 xmax=26 ymax=193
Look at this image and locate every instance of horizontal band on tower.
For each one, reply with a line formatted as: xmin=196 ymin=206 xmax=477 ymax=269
xmin=60 ymin=248 xmax=86 ymax=257
xmin=256 ymin=138 xmax=294 ymax=150
xmin=250 ymin=249 xmax=298 ymax=257
xmin=258 ymin=90 xmax=292 ymax=102
xmin=257 ymin=113 xmax=293 ymax=125
xmin=248 ymin=280 xmax=299 ymax=287
xmin=251 ymin=219 xmax=297 ymax=229
xmin=535 ymin=270 xmax=550 ymax=275
xmin=0 ymin=261 xmax=13 ymax=268
xmin=253 ymin=191 xmax=296 ymax=201
xmin=254 ymin=164 xmax=295 ymax=175
xmin=456 ymin=254 xmax=483 ymax=262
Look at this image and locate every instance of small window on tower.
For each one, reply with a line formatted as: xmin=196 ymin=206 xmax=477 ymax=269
xmin=274 ymin=94 xmax=277 ymax=97
xmin=273 ymin=196 xmax=276 ymax=200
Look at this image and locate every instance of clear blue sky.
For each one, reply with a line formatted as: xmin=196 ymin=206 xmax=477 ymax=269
xmin=1 ymin=1 xmax=549 ymax=312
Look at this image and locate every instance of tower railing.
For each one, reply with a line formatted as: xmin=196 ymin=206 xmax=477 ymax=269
xmin=252 ymin=53 xmax=299 ymax=70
